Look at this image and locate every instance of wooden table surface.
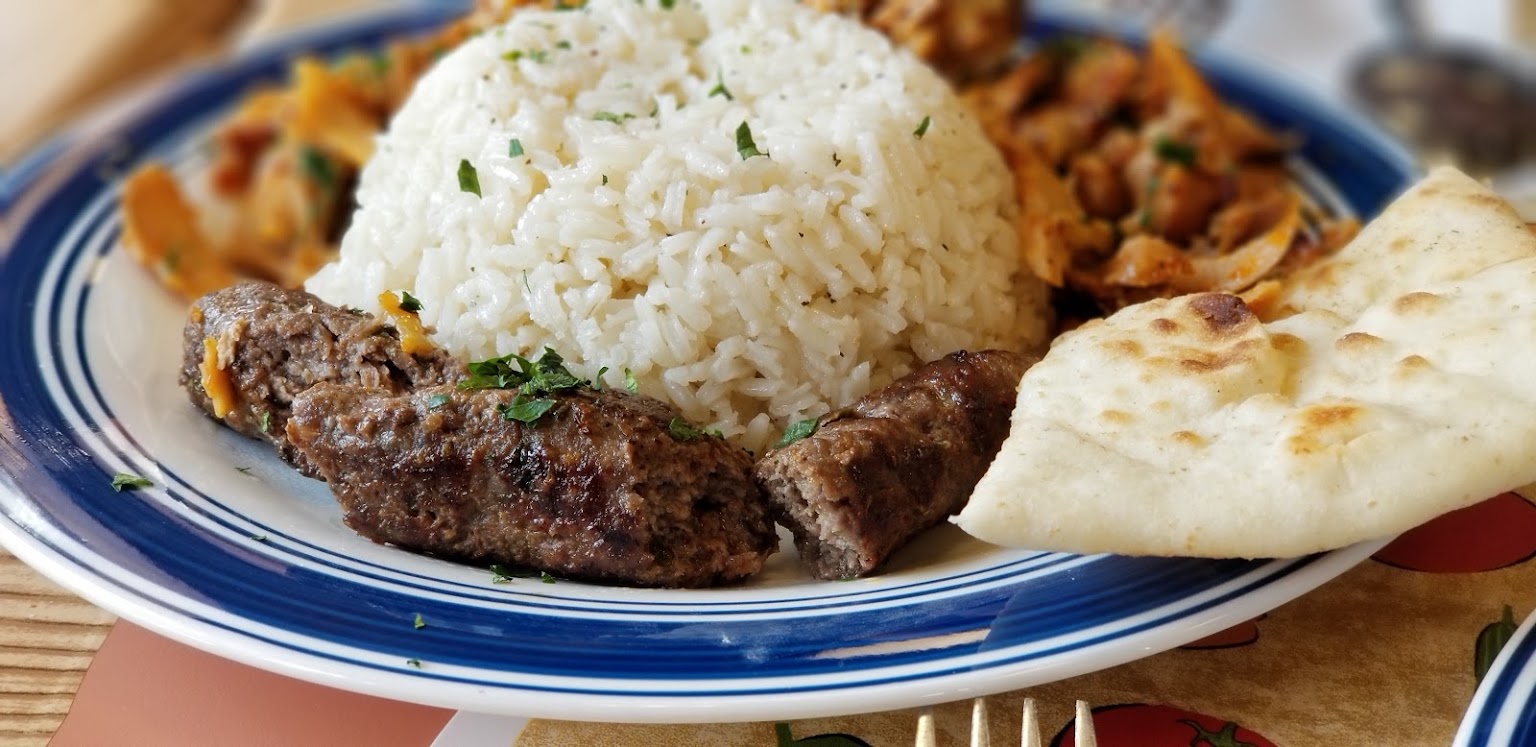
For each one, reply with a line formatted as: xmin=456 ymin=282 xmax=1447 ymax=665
xmin=1 ymin=3 xmax=378 ymax=743
xmin=0 ymin=552 xmax=113 ymax=746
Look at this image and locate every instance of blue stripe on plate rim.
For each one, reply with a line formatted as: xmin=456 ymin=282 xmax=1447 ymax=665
xmin=1456 ymin=609 xmax=1536 ymax=745
xmin=0 ymin=2 xmax=1413 ymax=722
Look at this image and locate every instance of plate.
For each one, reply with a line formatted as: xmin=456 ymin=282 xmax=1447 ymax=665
xmin=1457 ymin=610 xmax=1536 ymax=745
xmin=0 ymin=4 xmax=1415 ymax=723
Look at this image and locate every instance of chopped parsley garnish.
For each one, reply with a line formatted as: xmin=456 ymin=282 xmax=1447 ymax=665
xmin=601 ymin=174 xmax=609 ymax=186
xmin=593 ymin=111 xmax=636 ymax=124
xmin=508 ymin=138 xmax=524 ymax=157
xmin=660 ymin=0 xmax=677 ymax=7
xmin=413 ymin=613 xmax=426 ymax=630
xmin=740 ymin=44 xmax=752 ymax=54
xmin=110 ymin=472 xmax=152 ymax=492
xmin=163 ymin=244 xmax=181 ymax=272
xmin=541 ymin=571 xmax=557 ymax=584
xmin=914 ymin=115 xmax=932 ymax=139
xmin=1138 ymin=174 xmax=1163 ymax=228
xmin=553 ymin=0 xmax=586 ymax=9
xmin=735 ymin=121 xmax=766 ymax=160
xmin=497 ymin=395 xmax=557 ymax=423
xmin=623 ymin=368 xmax=639 ymax=394
xmin=667 ymin=418 xmax=721 ymax=441
xmin=709 ymin=70 xmax=733 ymax=100
xmin=235 ymin=466 xmax=254 ymax=475
xmin=370 ymin=51 xmax=391 ymax=76
xmin=773 ymin=418 xmax=819 ymax=448
xmin=1153 ymin=136 xmax=1197 ymax=167
xmin=398 ymin=290 xmax=423 ymax=313
xmin=1042 ymin=36 xmax=1092 ymax=64
xmin=489 ymin=564 xmax=544 ymax=583
xmin=258 ymin=411 xmax=273 ymax=434
xmin=426 ymin=392 xmax=452 ymax=410
xmin=594 ymin=366 xmax=610 ymax=390
xmin=555 ymin=40 xmax=572 ymax=50
xmin=461 ymin=347 xmax=584 ymax=392
xmin=832 ymin=152 xmax=841 ymax=166
xmin=298 ymin=146 xmax=336 ymax=191
xmin=461 ymin=348 xmax=593 ymax=424
xmin=406 ymin=658 xmax=422 ymax=668
xmin=457 ymin=159 xmax=481 ymax=197
xmin=502 ymin=49 xmax=550 ymax=64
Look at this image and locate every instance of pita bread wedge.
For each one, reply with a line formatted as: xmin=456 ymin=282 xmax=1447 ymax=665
xmin=955 ymin=170 xmax=1536 ymax=558
xmin=1268 ymin=166 xmax=1536 ymax=319
xmin=1276 ymin=167 xmax=1536 ymax=511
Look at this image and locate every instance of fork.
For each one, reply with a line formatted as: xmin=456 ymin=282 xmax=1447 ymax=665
xmin=914 ymin=698 xmax=1097 ymax=747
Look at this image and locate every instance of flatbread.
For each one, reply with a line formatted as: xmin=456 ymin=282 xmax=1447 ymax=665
xmin=955 ymin=169 xmax=1536 ymax=558
xmin=1270 ymin=166 xmax=1536 ymax=319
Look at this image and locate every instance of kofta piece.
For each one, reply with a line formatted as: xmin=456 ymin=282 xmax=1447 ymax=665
xmin=285 ymin=382 xmax=779 ymax=588
xmin=754 ymin=349 xmax=1035 ymax=579
xmin=180 ymin=281 xmax=457 ymax=474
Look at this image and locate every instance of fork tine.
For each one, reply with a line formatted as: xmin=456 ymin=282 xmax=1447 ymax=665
xmin=915 ymin=706 xmax=937 ymax=747
xmin=1074 ymin=700 xmax=1097 ymax=747
xmin=970 ymin=697 xmax=991 ymax=747
xmin=913 ymin=697 xmax=1079 ymax=746
xmin=1020 ymin=698 xmax=1041 ymax=747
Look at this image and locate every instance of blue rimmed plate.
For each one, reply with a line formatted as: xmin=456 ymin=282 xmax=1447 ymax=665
xmin=0 ymin=4 xmax=1415 ymax=722
xmin=1457 ymin=610 xmax=1536 ymax=745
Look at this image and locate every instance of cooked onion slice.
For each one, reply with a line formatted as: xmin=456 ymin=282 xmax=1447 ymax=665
xmin=199 ymin=337 xmax=237 ymax=419
xmin=120 ymin=165 xmax=233 ymax=299
xmin=377 ymin=291 xmax=435 ymax=356
xmin=1174 ymin=192 xmax=1301 ymax=293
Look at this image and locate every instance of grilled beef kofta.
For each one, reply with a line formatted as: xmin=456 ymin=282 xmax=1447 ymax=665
xmin=181 ymin=281 xmax=776 ymax=587
xmin=181 ymin=282 xmax=1029 ymax=586
xmin=754 ymin=349 xmax=1035 ymax=580
xmin=285 ymin=382 xmax=778 ymax=587
xmin=180 ymin=281 xmax=457 ymax=475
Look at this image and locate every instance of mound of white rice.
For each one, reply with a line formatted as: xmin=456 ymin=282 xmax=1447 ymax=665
xmin=307 ymin=0 xmax=1050 ymax=451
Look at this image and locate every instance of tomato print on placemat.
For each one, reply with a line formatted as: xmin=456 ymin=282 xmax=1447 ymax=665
xmin=1181 ymin=614 xmax=1267 ymax=650
xmin=1374 ymin=493 xmax=1536 ymax=573
xmin=1051 ymin=704 xmax=1276 ymax=747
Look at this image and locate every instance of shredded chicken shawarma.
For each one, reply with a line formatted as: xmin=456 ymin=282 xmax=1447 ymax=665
xmin=962 ymin=31 xmax=1358 ymax=316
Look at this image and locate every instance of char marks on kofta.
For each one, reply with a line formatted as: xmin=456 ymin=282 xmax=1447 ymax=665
xmin=287 ymin=383 xmax=778 ymax=588
xmin=181 ymin=281 xmax=776 ymax=587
